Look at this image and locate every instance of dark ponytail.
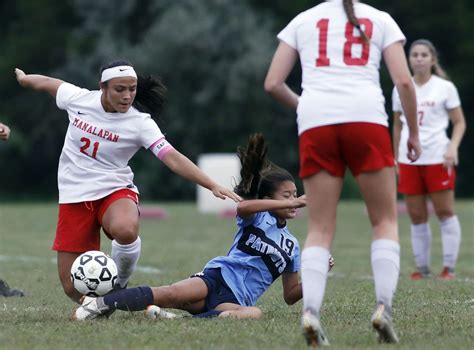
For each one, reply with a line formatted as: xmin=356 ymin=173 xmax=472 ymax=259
xmin=234 ymin=134 xmax=294 ymax=200
xmin=343 ymin=0 xmax=370 ymax=43
xmin=99 ymin=60 xmax=168 ymax=120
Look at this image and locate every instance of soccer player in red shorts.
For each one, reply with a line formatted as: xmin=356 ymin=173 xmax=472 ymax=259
xmin=264 ymin=0 xmax=421 ymax=345
xmin=393 ymin=39 xmax=466 ymax=281
xmin=15 ymin=62 xmax=241 ymax=303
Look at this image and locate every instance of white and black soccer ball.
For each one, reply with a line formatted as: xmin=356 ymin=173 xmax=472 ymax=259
xmin=70 ymin=251 xmax=118 ymax=296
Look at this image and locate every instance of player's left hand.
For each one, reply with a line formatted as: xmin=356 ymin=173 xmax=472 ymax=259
xmin=211 ymin=185 xmax=242 ymax=202
xmin=443 ymin=144 xmax=458 ymax=168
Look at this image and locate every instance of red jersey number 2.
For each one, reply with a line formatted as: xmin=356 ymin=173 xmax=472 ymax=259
xmin=80 ymin=137 xmax=100 ymax=159
xmin=316 ymin=18 xmax=373 ymax=67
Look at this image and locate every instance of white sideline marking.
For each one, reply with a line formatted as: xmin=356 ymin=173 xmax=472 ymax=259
xmin=0 ymin=254 xmax=162 ymax=274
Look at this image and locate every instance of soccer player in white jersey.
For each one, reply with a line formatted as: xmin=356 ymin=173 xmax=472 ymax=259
xmin=14 ymin=61 xmax=241 ymax=304
xmin=392 ymin=39 xmax=466 ymax=281
xmin=73 ymin=134 xmax=334 ymax=321
xmin=264 ymin=0 xmax=421 ymax=346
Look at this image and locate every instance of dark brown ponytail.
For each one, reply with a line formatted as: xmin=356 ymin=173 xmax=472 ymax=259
xmin=343 ymin=0 xmax=370 ymax=43
xmin=234 ymin=133 xmax=294 ymax=200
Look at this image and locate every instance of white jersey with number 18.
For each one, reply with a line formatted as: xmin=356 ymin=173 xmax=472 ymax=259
xmin=56 ymin=82 xmax=165 ymax=203
xmin=277 ymin=0 xmax=405 ymax=135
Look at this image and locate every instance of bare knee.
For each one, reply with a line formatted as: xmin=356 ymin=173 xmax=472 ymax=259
xmin=109 ymin=219 xmax=139 ymax=244
xmin=408 ymin=207 xmax=428 ymax=224
xmin=434 ymin=208 xmax=454 ymax=221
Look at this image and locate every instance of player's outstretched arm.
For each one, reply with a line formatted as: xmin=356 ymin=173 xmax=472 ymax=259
xmin=237 ymin=195 xmax=306 ymax=218
xmin=160 ymin=148 xmax=242 ymax=202
xmin=15 ymin=68 xmax=64 ymax=97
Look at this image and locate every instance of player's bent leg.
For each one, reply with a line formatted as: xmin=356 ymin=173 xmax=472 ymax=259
xmin=151 ymin=277 xmax=208 ymax=311
xmin=102 ymin=198 xmax=140 ymax=288
xmin=57 ymin=251 xmax=83 ymax=303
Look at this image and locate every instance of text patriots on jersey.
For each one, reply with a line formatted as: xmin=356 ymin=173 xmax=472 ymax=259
xmin=237 ymin=227 xmax=292 ymax=280
xmin=73 ymin=117 xmax=120 ymax=142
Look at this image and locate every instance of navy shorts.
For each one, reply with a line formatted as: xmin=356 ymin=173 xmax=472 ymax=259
xmin=191 ymin=268 xmax=239 ymax=311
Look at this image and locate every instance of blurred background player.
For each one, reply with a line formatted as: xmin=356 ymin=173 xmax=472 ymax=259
xmin=264 ymin=0 xmax=421 ymax=346
xmin=14 ymin=61 xmax=240 ymax=303
xmin=74 ymin=134 xmax=334 ymax=321
xmin=0 ymin=122 xmax=25 ymax=297
xmin=392 ymin=39 xmax=466 ymax=281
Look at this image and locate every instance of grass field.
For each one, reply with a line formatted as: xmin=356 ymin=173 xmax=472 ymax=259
xmin=0 ymin=201 xmax=473 ymax=349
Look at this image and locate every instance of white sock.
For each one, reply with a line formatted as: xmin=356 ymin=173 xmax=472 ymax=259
xmin=111 ymin=237 xmax=141 ymax=288
xmin=410 ymin=222 xmax=432 ymax=271
xmin=440 ymin=215 xmax=461 ymax=270
xmin=301 ymin=246 xmax=330 ymax=316
xmin=371 ymin=239 xmax=400 ymax=309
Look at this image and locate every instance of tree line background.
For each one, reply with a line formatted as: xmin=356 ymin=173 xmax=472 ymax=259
xmin=0 ymin=0 xmax=472 ymax=201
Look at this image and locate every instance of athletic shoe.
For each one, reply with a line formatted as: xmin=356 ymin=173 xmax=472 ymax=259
xmin=410 ymin=271 xmax=431 ymax=280
xmin=0 ymin=279 xmax=25 ymax=297
xmin=73 ymin=296 xmax=110 ymax=320
xmin=301 ymin=310 xmax=330 ymax=347
xmin=438 ymin=267 xmax=455 ymax=280
xmin=145 ymin=305 xmax=177 ymax=320
xmin=371 ymin=303 xmax=399 ymax=343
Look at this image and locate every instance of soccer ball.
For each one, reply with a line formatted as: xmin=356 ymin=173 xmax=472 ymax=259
xmin=70 ymin=251 xmax=118 ymax=296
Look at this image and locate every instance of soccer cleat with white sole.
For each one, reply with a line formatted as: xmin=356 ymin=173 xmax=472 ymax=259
xmin=73 ymin=296 xmax=111 ymax=320
xmin=371 ymin=303 xmax=399 ymax=343
xmin=145 ymin=305 xmax=178 ymax=320
xmin=302 ymin=310 xmax=330 ymax=347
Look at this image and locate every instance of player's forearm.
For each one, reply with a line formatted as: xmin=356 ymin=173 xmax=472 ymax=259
xmin=20 ymin=74 xmax=62 ymax=91
xmin=237 ymin=199 xmax=294 ymax=217
xmin=396 ymin=85 xmax=418 ymax=138
xmin=163 ymin=150 xmax=217 ymax=191
xmin=266 ymin=84 xmax=299 ymax=110
xmin=449 ymin=115 xmax=466 ymax=149
xmin=284 ymin=283 xmax=302 ymax=305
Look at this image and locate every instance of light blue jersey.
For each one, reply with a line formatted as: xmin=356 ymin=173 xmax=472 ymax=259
xmin=204 ymin=211 xmax=300 ymax=306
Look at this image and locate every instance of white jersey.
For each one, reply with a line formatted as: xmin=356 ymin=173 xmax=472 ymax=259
xmin=392 ymin=75 xmax=461 ymax=165
xmin=277 ymin=0 xmax=405 ymax=135
xmin=56 ymin=82 xmax=166 ymax=203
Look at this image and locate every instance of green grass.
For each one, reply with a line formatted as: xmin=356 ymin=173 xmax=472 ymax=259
xmin=0 ymin=201 xmax=473 ymax=349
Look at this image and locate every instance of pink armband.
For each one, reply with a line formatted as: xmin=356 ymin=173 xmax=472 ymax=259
xmin=149 ymin=137 xmax=174 ymax=160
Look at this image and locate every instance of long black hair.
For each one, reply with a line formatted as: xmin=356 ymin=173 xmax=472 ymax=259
xmin=99 ymin=60 xmax=167 ymax=120
xmin=234 ymin=133 xmax=294 ymax=200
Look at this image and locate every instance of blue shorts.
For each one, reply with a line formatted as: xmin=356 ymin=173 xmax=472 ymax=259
xmin=191 ymin=268 xmax=239 ymax=311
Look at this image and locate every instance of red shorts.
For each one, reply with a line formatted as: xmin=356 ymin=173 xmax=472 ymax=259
xmin=299 ymin=122 xmax=394 ymax=178
xmin=52 ymin=189 xmax=139 ymax=253
xmin=398 ymin=163 xmax=456 ymax=195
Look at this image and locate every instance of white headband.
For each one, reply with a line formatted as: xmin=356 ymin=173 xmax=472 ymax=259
xmin=100 ymin=65 xmax=137 ymax=83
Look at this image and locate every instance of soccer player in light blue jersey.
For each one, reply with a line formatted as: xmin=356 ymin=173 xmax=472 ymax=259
xmin=74 ymin=134 xmax=334 ymax=320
